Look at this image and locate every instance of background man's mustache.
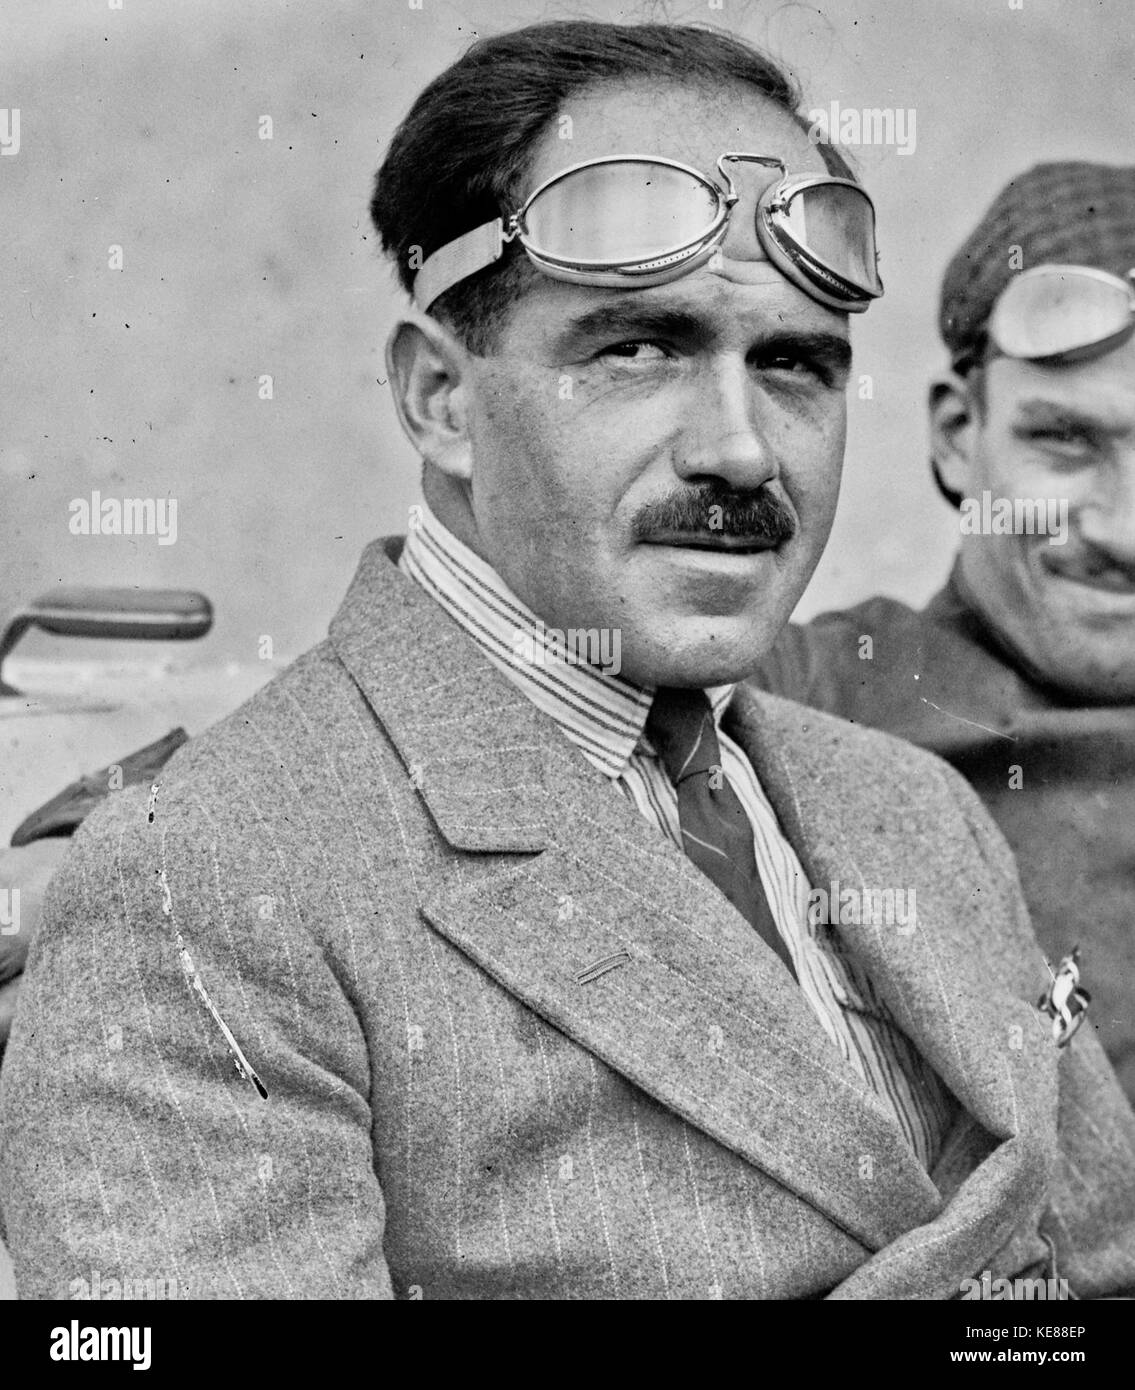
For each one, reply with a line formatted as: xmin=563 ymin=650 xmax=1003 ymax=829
xmin=633 ymin=486 xmax=797 ymax=544
xmin=1045 ymin=542 xmax=1135 ymax=586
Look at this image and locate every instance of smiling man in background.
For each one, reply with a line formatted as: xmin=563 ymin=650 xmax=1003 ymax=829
xmin=753 ymin=162 xmax=1135 ymax=1101
xmin=2 ymin=25 xmax=1134 ymax=1300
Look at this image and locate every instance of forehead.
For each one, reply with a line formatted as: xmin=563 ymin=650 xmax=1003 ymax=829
xmin=506 ymin=78 xmax=848 ymax=336
xmin=524 ymin=78 xmax=828 ymax=192
xmin=989 ymin=335 xmax=1135 ymax=427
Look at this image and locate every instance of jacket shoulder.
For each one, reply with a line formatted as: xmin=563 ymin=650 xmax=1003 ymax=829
xmin=58 ymin=636 xmax=403 ymax=909
xmin=748 ymin=686 xmax=961 ymax=786
xmin=163 ymin=639 xmax=351 ymax=779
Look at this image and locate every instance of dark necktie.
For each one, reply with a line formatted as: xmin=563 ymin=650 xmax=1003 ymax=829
xmin=646 ymin=687 xmax=797 ymax=980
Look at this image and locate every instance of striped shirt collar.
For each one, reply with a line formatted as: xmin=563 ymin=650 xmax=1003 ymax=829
xmin=399 ymin=502 xmax=736 ymax=778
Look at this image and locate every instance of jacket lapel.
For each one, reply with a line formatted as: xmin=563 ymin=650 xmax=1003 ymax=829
xmin=725 ymin=684 xmax=1056 ymax=1144
xmin=330 ymin=540 xmax=944 ymax=1249
xmin=725 ymin=685 xmax=1059 ymax=1292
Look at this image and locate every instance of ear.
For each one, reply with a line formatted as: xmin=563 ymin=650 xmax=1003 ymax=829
xmin=928 ymin=370 xmax=980 ymax=502
xmin=385 ymin=312 xmax=474 ymax=482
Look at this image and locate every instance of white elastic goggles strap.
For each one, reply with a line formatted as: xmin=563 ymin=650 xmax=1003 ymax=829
xmin=413 ymin=220 xmax=507 ymax=310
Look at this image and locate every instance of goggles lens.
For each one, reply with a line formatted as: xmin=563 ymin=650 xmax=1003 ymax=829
xmin=989 ymin=266 xmax=1135 ymax=360
xmin=522 ymin=159 xmax=720 ymax=266
xmin=773 ymin=181 xmax=881 ymax=295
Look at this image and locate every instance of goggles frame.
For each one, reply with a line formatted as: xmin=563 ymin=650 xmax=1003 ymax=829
xmin=961 ymin=263 xmax=1135 ymax=373
xmin=412 ymin=151 xmax=883 ymax=315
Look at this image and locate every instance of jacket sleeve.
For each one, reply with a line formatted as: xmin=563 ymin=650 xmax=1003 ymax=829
xmin=0 ymin=781 xmax=394 ymax=1300
xmin=942 ymin=762 xmax=1135 ymax=1298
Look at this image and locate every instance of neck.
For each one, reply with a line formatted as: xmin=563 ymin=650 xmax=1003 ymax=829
xmin=422 ymin=465 xmax=487 ymax=560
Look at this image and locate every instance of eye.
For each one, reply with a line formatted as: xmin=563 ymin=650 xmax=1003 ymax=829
xmin=597 ymin=340 xmax=670 ymax=363
xmin=753 ymin=350 xmax=836 ymax=386
xmin=1021 ymin=426 xmax=1096 ymax=455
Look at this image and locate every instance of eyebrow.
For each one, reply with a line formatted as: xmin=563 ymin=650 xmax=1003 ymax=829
xmin=1014 ymin=399 xmax=1127 ymax=437
xmin=555 ymin=302 xmax=711 ymax=349
xmin=554 ymin=301 xmax=852 ymax=371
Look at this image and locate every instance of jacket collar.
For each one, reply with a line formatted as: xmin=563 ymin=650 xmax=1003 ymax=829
xmin=398 ymin=503 xmax=739 ymax=779
xmin=331 ymin=536 xmax=552 ymax=852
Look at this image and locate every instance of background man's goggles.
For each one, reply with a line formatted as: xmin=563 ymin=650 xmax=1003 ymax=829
xmin=986 ymin=264 xmax=1135 ymax=366
xmin=412 ymin=152 xmax=884 ymax=315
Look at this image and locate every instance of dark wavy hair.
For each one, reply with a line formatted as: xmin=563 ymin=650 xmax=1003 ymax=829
xmin=370 ymin=19 xmax=853 ymax=353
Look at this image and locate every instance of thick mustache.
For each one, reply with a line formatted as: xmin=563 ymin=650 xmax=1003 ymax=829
xmin=633 ymin=486 xmax=797 ymax=544
xmin=1045 ymin=546 xmax=1135 ymax=587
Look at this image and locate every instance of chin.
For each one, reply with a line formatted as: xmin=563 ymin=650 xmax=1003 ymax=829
xmin=1045 ymin=655 xmax=1135 ymax=703
xmin=619 ymin=621 xmax=778 ymax=688
xmin=1010 ymin=626 xmax=1135 ymax=702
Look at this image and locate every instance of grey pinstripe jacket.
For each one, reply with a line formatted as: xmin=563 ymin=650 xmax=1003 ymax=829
xmin=2 ymin=537 xmax=1134 ymax=1299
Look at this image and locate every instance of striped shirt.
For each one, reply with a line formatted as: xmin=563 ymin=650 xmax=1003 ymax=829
xmin=400 ymin=503 xmax=953 ymax=1169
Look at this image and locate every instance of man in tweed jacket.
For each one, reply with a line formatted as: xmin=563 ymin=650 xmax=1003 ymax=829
xmin=3 ymin=21 xmax=1134 ymax=1299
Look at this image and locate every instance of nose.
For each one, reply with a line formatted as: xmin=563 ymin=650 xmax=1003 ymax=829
xmin=1077 ymin=451 xmax=1135 ymax=565
xmin=673 ymin=354 xmax=779 ymax=491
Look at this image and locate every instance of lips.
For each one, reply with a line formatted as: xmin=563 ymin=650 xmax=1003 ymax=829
xmin=640 ymin=530 xmax=781 ymax=554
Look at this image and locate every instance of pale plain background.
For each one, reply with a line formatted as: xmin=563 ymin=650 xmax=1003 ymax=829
xmin=3 ymin=0 xmax=1134 ymax=670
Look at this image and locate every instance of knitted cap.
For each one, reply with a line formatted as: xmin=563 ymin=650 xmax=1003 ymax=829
xmin=939 ymin=161 xmax=1135 ymax=368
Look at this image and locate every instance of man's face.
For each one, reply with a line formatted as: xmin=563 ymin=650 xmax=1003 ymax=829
xmin=454 ymin=81 xmax=851 ymax=687
xmin=953 ymin=334 xmax=1135 ymax=701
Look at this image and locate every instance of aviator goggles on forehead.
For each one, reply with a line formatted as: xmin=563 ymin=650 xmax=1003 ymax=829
xmin=412 ymin=152 xmax=885 ymax=314
xmin=967 ymin=263 xmax=1135 ymax=370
